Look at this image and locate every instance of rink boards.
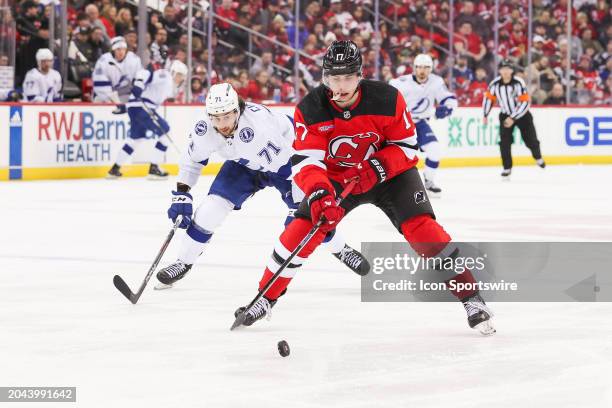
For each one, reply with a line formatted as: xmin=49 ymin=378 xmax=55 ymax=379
xmin=1 ymin=103 xmax=611 ymax=181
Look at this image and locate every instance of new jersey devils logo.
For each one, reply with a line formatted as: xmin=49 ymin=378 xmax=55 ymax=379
xmin=328 ymin=132 xmax=381 ymax=167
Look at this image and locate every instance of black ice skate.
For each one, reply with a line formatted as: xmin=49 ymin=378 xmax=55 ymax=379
xmin=106 ymin=164 xmax=122 ymax=179
xmin=148 ymin=164 xmax=169 ymax=180
xmin=333 ymin=244 xmax=370 ymax=276
xmin=462 ymin=293 xmax=496 ymax=336
xmin=155 ymin=261 xmax=192 ymax=289
xmin=536 ymin=159 xmax=546 ymax=168
xmin=234 ymin=297 xmax=277 ymax=326
xmin=424 ymin=177 xmax=442 ymax=195
xmin=501 ymin=169 xmax=511 ymax=180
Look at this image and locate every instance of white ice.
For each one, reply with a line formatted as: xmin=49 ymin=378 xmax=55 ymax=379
xmin=1 ymin=165 xmax=612 ymax=408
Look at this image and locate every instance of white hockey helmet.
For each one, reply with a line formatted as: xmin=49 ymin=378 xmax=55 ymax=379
xmin=413 ymin=53 xmax=434 ymax=69
xmin=169 ymin=60 xmax=188 ymax=77
xmin=36 ymin=48 xmax=54 ymax=63
xmin=110 ymin=36 xmax=128 ymax=51
xmin=206 ymin=83 xmax=240 ymax=116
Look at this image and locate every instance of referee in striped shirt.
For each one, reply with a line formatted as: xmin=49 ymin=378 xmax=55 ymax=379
xmin=483 ymin=59 xmax=545 ymax=178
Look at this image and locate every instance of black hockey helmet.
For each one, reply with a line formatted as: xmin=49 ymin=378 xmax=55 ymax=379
xmin=498 ymin=58 xmax=515 ymax=71
xmin=322 ymin=40 xmax=362 ymax=76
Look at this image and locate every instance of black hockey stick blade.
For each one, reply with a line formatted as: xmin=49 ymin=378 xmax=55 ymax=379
xmin=113 ymin=275 xmax=137 ymax=304
xmin=230 ymin=312 xmax=247 ymax=331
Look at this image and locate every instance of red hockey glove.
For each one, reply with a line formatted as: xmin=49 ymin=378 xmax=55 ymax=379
xmin=342 ymin=158 xmax=387 ymax=194
xmin=307 ymin=188 xmax=345 ymax=232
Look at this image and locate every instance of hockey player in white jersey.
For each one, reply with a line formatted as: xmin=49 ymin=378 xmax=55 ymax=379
xmin=389 ymin=54 xmax=457 ymax=195
xmin=22 ymin=48 xmax=62 ymax=102
xmin=92 ymin=36 xmax=142 ymax=103
xmin=155 ymin=83 xmax=369 ymax=288
xmin=107 ymin=60 xmax=188 ymax=179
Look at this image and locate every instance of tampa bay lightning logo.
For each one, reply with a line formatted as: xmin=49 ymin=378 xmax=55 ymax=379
xmin=239 ymin=127 xmax=254 ymax=143
xmin=411 ymin=98 xmax=431 ymax=114
xmin=194 ymin=120 xmax=207 ymax=136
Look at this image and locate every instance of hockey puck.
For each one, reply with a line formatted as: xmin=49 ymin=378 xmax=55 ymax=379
xmin=277 ymin=340 xmax=290 ymax=357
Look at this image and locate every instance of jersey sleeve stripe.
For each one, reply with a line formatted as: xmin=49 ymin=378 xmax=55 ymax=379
xmin=386 ymin=137 xmax=418 ymax=159
xmin=93 ymin=81 xmax=112 ymax=87
xmin=291 ymin=154 xmax=327 ymax=174
xmin=438 ymin=95 xmax=457 ymax=105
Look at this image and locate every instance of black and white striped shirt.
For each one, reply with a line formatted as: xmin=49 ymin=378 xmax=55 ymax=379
xmin=482 ymin=75 xmax=530 ymax=120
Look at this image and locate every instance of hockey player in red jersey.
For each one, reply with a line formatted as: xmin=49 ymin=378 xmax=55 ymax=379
xmin=234 ymin=40 xmax=495 ymax=335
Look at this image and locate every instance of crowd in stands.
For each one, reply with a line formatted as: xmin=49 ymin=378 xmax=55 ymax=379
xmin=9 ymin=0 xmax=612 ymax=105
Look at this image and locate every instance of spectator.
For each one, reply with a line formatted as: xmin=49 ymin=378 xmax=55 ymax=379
xmin=75 ymin=12 xmax=91 ymax=33
xmin=326 ymin=0 xmax=355 ymax=36
xmin=600 ymin=56 xmax=612 ymax=82
xmin=243 ymin=69 xmax=273 ymax=102
xmin=543 ymin=82 xmax=566 ymax=104
xmin=455 ymin=1 xmax=489 ymax=39
xmin=381 ymin=65 xmax=393 ymax=82
xmin=124 ymin=30 xmax=138 ymax=53
xmin=161 ymin=5 xmax=183 ymax=47
xmin=100 ymin=5 xmax=117 ymax=38
xmin=277 ymin=1 xmax=294 ymax=24
xmin=467 ymin=67 xmax=489 ymax=105
xmin=148 ymin=11 xmax=163 ymax=38
xmin=530 ymin=35 xmax=546 ymax=63
xmin=573 ymin=77 xmax=593 ymax=104
xmin=234 ymin=69 xmax=250 ymax=99
xmin=456 ymin=22 xmax=486 ymax=63
xmin=256 ymin=0 xmax=281 ymax=34
xmin=581 ymin=28 xmax=604 ymax=55
xmin=114 ymin=7 xmax=134 ymax=37
xmin=600 ymin=75 xmax=612 ymax=105
xmin=90 ymin=27 xmax=108 ymax=61
xmin=304 ymin=1 xmax=321 ymax=31
xmin=287 ymin=19 xmax=309 ymax=50
xmin=16 ymin=14 xmax=49 ymax=87
xmin=576 ymin=54 xmax=599 ymax=91
xmin=352 ymin=6 xmax=374 ymax=41
xmin=85 ymin=4 xmax=109 ymax=42
xmin=526 ymin=56 xmax=558 ymax=103
xmin=216 ymin=0 xmax=237 ymax=33
xmin=150 ymin=28 xmax=168 ymax=68
xmin=190 ymin=76 xmax=207 ymax=103
xmin=69 ymin=26 xmax=94 ymax=63
xmin=16 ymin=0 xmax=41 ymax=38
xmin=249 ymin=51 xmax=275 ymax=77
xmin=268 ymin=14 xmax=288 ymax=45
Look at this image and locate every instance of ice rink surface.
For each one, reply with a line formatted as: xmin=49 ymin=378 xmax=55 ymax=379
xmin=2 ymin=164 xmax=612 ymax=408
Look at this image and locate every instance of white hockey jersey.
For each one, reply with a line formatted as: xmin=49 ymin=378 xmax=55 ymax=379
xmin=389 ymin=73 xmax=458 ymax=121
xmin=22 ymin=68 xmax=62 ymax=102
xmin=92 ymin=51 xmax=142 ymax=102
xmin=126 ymin=68 xmax=176 ymax=110
xmin=178 ymin=103 xmax=295 ymax=187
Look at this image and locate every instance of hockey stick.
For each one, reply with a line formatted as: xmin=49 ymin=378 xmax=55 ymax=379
xmin=113 ymin=216 xmax=183 ymax=304
xmin=230 ymin=179 xmax=357 ymax=330
xmin=140 ymin=102 xmax=182 ymax=155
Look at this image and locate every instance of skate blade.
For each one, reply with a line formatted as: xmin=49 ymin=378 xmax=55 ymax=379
xmin=474 ymin=319 xmax=496 ymax=336
xmin=154 ymin=282 xmax=174 ymax=290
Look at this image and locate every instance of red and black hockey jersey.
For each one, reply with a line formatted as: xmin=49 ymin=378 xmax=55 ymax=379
xmin=291 ymin=80 xmax=419 ymax=196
